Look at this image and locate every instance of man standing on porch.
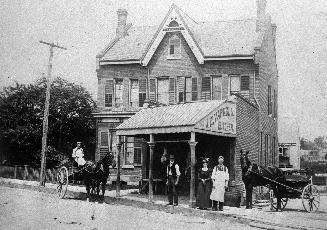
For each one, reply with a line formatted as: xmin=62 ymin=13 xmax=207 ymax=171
xmin=166 ymin=154 xmax=180 ymax=206
xmin=210 ymin=156 xmax=229 ymax=211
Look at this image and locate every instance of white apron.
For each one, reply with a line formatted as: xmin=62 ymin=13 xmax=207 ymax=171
xmin=210 ymin=165 xmax=229 ymax=202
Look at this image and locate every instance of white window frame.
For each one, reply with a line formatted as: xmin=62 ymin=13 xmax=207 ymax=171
xmin=211 ymin=75 xmax=222 ymax=100
xmin=167 ymin=34 xmax=181 ymax=59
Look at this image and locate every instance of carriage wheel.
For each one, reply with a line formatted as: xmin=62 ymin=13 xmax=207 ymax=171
xmin=270 ymin=189 xmax=288 ymax=211
xmin=302 ymin=184 xmax=320 ymax=212
xmin=56 ymin=166 xmax=69 ymax=199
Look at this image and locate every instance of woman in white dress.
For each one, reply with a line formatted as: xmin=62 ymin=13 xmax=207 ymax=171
xmin=210 ymin=155 xmax=229 ymax=211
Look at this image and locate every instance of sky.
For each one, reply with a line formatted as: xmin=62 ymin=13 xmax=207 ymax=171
xmin=0 ymin=0 xmax=327 ymax=140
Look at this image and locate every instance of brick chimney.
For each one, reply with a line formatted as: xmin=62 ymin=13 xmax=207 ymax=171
xmin=256 ymin=0 xmax=267 ymax=32
xmin=116 ymin=8 xmax=128 ymax=37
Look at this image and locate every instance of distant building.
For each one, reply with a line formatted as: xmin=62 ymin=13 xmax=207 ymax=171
xmin=301 ymin=149 xmax=327 ymax=162
xmin=278 ymin=116 xmax=300 ymax=169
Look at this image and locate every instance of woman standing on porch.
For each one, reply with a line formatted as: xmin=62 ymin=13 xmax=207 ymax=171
xmin=210 ymin=156 xmax=229 ymax=211
xmin=196 ymin=158 xmax=212 ymax=209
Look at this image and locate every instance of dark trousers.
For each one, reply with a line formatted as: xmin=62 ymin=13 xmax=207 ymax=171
xmin=245 ymin=183 xmax=253 ymax=208
xmin=212 ymin=200 xmax=224 ymax=211
xmin=167 ymin=176 xmax=178 ymax=205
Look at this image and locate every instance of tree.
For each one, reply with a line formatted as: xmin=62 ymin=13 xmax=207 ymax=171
xmin=0 ymin=77 xmax=96 ymax=167
xmin=314 ymin=136 xmax=327 ymax=149
xmin=300 ymin=138 xmax=317 ymax=150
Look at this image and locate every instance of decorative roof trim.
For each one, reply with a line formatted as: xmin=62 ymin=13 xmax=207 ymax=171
xmin=141 ymin=4 xmax=204 ymax=66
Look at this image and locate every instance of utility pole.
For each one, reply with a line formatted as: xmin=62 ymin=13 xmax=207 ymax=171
xmin=39 ymin=40 xmax=66 ymax=186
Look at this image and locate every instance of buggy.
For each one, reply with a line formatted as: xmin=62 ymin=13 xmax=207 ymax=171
xmin=269 ymin=168 xmax=320 ymax=212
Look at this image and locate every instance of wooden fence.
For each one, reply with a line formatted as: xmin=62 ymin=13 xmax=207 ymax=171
xmin=0 ymin=165 xmax=58 ymax=183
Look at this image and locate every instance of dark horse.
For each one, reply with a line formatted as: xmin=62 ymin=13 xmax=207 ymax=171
xmin=240 ymin=150 xmax=285 ymax=210
xmin=83 ymin=152 xmax=116 ymax=201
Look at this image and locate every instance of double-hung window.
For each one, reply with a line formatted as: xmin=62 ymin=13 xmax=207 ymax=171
xmin=104 ymin=80 xmax=114 ymax=107
xmin=130 ymin=79 xmax=147 ymax=108
xmin=230 ymin=75 xmax=250 ymax=95
xmin=157 ymin=77 xmax=169 ymax=105
xmin=115 ymin=79 xmax=123 ymax=107
xmin=177 ymin=77 xmax=192 ymax=102
xmin=212 ymin=75 xmax=222 ymax=100
xmin=168 ymin=34 xmax=181 ymax=59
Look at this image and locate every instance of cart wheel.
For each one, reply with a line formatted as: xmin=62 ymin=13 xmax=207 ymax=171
xmin=270 ymin=189 xmax=288 ymax=211
xmin=302 ymin=184 xmax=320 ymax=212
xmin=56 ymin=166 xmax=69 ymax=199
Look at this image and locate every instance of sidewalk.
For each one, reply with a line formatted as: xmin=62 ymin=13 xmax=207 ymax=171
xmin=1 ymin=177 xmax=326 ymax=230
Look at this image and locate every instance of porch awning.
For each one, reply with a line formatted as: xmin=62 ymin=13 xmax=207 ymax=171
xmin=116 ymin=99 xmax=237 ymax=137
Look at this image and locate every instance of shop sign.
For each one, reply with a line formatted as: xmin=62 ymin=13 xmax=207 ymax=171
xmin=195 ymin=102 xmax=236 ymax=135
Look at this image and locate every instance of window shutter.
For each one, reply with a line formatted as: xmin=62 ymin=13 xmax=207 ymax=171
xmin=274 ymin=90 xmax=277 ymax=117
xmin=240 ymin=76 xmax=250 ymax=91
xmin=139 ymin=79 xmax=147 ymax=107
xmin=201 ymin=77 xmax=211 ymax=100
xmin=169 ymin=77 xmax=175 ymax=104
xmin=100 ymin=132 xmax=109 ymax=146
xmin=104 ymin=80 xmax=114 ymax=107
xmin=139 ymin=79 xmax=147 ymax=92
xmin=191 ymin=77 xmax=198 ymax=101
xmin=177 ymin=77 xmax=185 ymax=102
xmin=268 ymin=86 xmax=272 ymax=115
xmin=149 ymin=78 xmax=156 ymax=102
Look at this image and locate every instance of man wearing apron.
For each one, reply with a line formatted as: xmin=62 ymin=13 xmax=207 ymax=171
xmin=210 ymin=155 xmax=229 ymax=211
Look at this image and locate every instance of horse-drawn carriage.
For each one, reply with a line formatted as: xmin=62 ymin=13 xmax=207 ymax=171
xmin=240 ymin=151 xmax=320 ymax=213
xmin=56 ymin=162 xmax=84 ymax=198
xmin=56 ymin=152 xmax=116 ymax=200
xmin=269 ymin=168 xmax=320 ymax=212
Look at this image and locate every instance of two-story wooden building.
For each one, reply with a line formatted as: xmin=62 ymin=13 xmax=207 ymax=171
xmin=93 ymin=0 xmax=278 ymax=205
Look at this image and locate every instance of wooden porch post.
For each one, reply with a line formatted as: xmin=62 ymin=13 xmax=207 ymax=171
xmin=116 ymin=136 xmax=122 ymax=197
xmin=189 ymin=132 xmax=197 ymax=208
xmin=148 ymin=134 xmax=155 ymax=202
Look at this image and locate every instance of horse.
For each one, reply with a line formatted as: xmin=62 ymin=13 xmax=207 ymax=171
xmin=93 ymin=152 xmax=116 ymax=200
xmin=240 ymin=150 xmax=285 ymax=210
xmin=82 ymin=152 xmax=116 ymax=201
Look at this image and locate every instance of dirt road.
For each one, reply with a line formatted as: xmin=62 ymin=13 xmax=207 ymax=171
xmin=0 ymin=186 xmax=255 ymax=230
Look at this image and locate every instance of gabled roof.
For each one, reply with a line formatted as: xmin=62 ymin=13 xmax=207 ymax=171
xmin=99 ymin=4 xmax=264 ymax=65
xmin=101 ymin=25 xmax=158 ymax=62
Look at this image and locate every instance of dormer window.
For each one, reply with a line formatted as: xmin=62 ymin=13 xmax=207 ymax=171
xmin=168 ymin=34 xmax=181 ymax=59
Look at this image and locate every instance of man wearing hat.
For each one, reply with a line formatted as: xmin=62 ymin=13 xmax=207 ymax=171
xmin=72 ymin=141 xmax=86 ymax=167
xmin=210 ymin=155 xmax=229 ymax=211
xmin=166 ymin=154 xmax=180 ymax=206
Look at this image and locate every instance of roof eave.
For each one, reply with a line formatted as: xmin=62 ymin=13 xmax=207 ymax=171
xmin=204 ymin=55 xmax=254 ymax=61
xmin=99 ymin=59 xmax=142 ymax=65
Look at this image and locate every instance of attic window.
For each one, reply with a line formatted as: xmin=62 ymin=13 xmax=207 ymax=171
xmin=168 ymin=34 xmax=181 ymax=59
xmin=168 ymin=20 xmax=179 ymax=27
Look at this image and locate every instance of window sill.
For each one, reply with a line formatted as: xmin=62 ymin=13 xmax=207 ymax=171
xmin=167 ymin=56 xmax=181 ymax=60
